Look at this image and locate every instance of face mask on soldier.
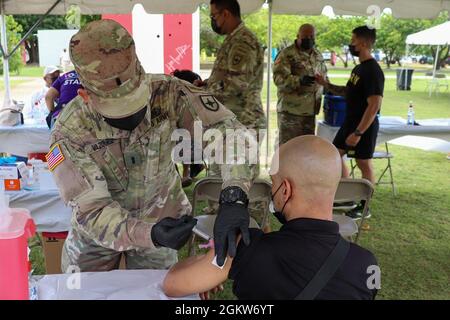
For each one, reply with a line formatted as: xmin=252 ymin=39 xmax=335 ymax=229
xmin=210 ymin=10 xmax=225 ymax=35
xmin=300 ymin=38 xmax=315 ymax=51
xmin=103 ymin=106 xmax=148 ymax=131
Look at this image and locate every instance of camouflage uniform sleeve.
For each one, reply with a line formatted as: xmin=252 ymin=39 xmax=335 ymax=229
xmin=273 ymin=50 xmax=302 ymax=91
xmin=49 ymin=128 xmax=155 ymax=252
xmin=208 ymin=42 xmax=256 ymax=98
xmin=173 ymin=80 xmax=257 ymax=194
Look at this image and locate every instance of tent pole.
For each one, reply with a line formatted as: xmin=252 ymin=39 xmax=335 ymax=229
xmin=6 ymin=0 xmax=63 ymax=59
xmin=265 ymin=0 xmax=273 ymax=169
xmin=404 ymin=44 xmax=409 ymax=90
xmin=432 ymin=44 xmax=440 ymax=79
xmin=0 ymin=0 xmax=12 ymax=109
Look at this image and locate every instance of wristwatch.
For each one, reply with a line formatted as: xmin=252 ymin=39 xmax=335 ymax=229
xmin=354 ymin=129 xmax=364 ymax=137
xmin=219 ymin=186 xmax=249 ymax=207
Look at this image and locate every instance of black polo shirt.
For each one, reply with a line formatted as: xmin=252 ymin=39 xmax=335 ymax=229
xmin=229 ymin=218 xmax=378 ymax=300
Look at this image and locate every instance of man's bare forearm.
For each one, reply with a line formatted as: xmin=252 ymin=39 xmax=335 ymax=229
xmin=326 ymin=82 xmax=348 ymax=96
xmin=357 ymin=97 xmax=382 ymax=133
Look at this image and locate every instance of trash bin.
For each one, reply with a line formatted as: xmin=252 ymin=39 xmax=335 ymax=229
xmin=323 ymin=94 xmax=347 ymax=127
xmin=396 ymin=69 xmax=414 ymax=91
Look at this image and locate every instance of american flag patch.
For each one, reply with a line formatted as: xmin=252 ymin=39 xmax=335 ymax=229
xmin=46 ymin=144 xmax=65 ymax=172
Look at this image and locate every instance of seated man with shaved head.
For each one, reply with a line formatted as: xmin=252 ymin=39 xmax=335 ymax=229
xmin=163 ymin=136 xmax=378 ymax=300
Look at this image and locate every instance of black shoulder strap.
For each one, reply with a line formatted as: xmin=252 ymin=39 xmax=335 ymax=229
xmin=295 ymin=237 xmax=350 ymax=300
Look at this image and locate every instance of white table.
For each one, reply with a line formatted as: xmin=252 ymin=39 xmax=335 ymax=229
xmin=35 ymin=269 xmax=198 ymax=300
xmin=317 ymin=117 xmax=450 ymax=144
xmin=7 ymin=171 xmax=71 ymax=233
xmin=0 ymin=124 xmax=51 ymax=156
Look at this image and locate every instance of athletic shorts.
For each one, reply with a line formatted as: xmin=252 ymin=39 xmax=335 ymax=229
xmin=333 ymin=117 xmax=379 ymax=160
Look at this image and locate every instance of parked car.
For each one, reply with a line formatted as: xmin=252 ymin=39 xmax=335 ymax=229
xmin=419 ymin=56 xmax=434 ymax=64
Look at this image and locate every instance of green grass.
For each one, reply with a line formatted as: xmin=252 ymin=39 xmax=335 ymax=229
xmin=0 ymin=79 xmax=29 ymax=91
xmin=17 ymin=66 xmax=45 ymax=78
xmin=0 ymin=65 xmax=45 ymax=78
xmin=26 ymin=68 xmax=449 ymax=300
xmin=263 ymin=74 xmax=450 ymax=120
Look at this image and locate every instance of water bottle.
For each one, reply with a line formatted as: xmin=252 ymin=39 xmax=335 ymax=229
xmin=407 ymin=101 xmax=415 ymax=125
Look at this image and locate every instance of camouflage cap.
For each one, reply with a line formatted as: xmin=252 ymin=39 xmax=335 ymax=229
xmin=70 ymin=19 xmax=150 ymax=119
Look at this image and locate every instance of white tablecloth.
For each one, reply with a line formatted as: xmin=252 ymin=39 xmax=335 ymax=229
xmin=0 ymin=124 xmax=50 ymax=156
xmin=35 ymin=269 xmax=198 ymax=300
xmin=7 ymin=171 xmax=71 ymax=233
xmin=317 ymin=117 xmax=450 ymax=144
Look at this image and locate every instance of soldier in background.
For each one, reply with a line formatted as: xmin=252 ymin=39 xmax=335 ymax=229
xmin=273 ymin=24 xmax=327 ymax=145
xmin=196 ymin=0 xmax=268 ymax=230
xmin=48 ymin=20 xmax=257 ymax=272
xmin=197 ymin=0 xmax=266 ymax=133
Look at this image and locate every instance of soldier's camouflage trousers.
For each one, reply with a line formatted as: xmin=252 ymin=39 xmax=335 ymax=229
xmin=61 ymin=227 xmax=177 ymax=272
xmin=277 ymin=112 xmax=316 ymax=146
xmin=206 ymin=129 xmax=267 ymax=228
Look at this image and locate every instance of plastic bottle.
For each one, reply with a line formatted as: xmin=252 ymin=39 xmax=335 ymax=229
xmin=24 ymin=159 xmax=42 ymax=191
xmin=407 ymin=101 xmax=415 ymax=125
xmin=0 ymin=189 xmax=36 ymax=299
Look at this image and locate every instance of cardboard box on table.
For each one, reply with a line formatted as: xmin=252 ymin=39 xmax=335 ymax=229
xmin=41 ymin=232 xmax=127 ymax=274
xmin=0 ymin=162 xmax=27 ymax=191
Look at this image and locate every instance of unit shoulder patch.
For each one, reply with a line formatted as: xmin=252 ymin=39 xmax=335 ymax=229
xmin=200 ymin=95 xmax=220 ymax=112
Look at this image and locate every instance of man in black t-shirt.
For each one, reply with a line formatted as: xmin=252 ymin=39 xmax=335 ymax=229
xmin=162 ymin=136 xmax=378 ymax=300
xmin=316 ymin=26 xmax=385 ymax=184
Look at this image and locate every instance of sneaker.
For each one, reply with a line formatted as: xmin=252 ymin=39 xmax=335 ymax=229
xmin=190 ymin=164 xmax=205 ymax=178
xmin=345 ymin=208 xmax=371 ymax=220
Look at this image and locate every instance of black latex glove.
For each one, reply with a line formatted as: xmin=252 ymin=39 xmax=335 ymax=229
xmin=300 ymin=75 xmax=315 ymax=87
xmin=151 ymin=215 xmax=197 ymax=250
xmin=213 ymin=203 xmax=251 ymax=267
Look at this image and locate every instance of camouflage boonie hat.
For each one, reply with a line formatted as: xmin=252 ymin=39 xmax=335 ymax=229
xmin=70 ymin=19 xmax=149 ymax=119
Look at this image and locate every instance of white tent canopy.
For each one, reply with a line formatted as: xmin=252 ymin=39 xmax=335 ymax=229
xmin=2 ymin=0 xmax=450 ymax=17
xmin=406 ymin=21 xmax=450 ymax=45
xmin=405 ymin=21 xmax=450 ymax=87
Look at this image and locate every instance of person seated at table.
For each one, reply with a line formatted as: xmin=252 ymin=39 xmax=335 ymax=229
xmin=162 ymin=135 xmax=378 ymax=300
xmin=23 ymin=66 xmax=61 ymax=123
xmin=171 ymin=69 xmax=205 ymax=188
xmin=45 ymin=69 xmax=83 ymax=128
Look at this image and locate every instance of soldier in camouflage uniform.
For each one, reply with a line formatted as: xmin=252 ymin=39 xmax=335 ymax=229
xmin=48 ymin=20 xmax=257 ymax=272
xmin=273 ymin=24 xmax=328 ymax=145
xmin=197 ymin=0 xmax=267 ymax=228
xmin=204 ymin=2 xmax=266 ymax=132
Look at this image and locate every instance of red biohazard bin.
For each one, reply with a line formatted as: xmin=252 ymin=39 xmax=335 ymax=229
xmin=0 ymin=208 xmax=36 ymax=300
xmin=28 ymin=153 xmax=48 ymax=162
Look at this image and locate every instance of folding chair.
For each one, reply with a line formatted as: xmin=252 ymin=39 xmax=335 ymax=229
xmin=350 ymin=142 xmax=396 ymax=196
xmin=188 ymin=177 xmax=272 ymax=256
xmin=332 ymin=178 xmax=374 ymax=243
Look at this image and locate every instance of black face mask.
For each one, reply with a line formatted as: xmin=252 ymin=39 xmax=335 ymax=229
xmin=211 ymin=18 xmax=224 ymax=35
xmin=269 ymin=183 xmax=291 ymax=225
xmin=300 ymin=38 xmax=315 ymax=51
xmin=349 ymin=44 xmax=360 ymax=57
xmin=104 ymin=106 xmax=147 ymax=131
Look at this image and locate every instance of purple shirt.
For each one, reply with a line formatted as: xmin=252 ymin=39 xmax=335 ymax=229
xmin=52 ymin=70 xmax=83 ymax=106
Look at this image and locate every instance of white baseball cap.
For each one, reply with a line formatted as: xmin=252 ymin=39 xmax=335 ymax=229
xmin=43 ymin=66 xmax=61 ymax=77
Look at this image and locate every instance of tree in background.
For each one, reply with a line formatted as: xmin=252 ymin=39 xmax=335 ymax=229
xmin=317 ymin=16 xmax=365 ymax=67
xmin=200 ymin=4 xmax=223 ymax=56
xmin=13 ymin=12 xmax=99 ymax=65
xmin=376 ymin=11 xmax=448 ymax=69
xmin=0 ymin=15 xmax=23 ymax=74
